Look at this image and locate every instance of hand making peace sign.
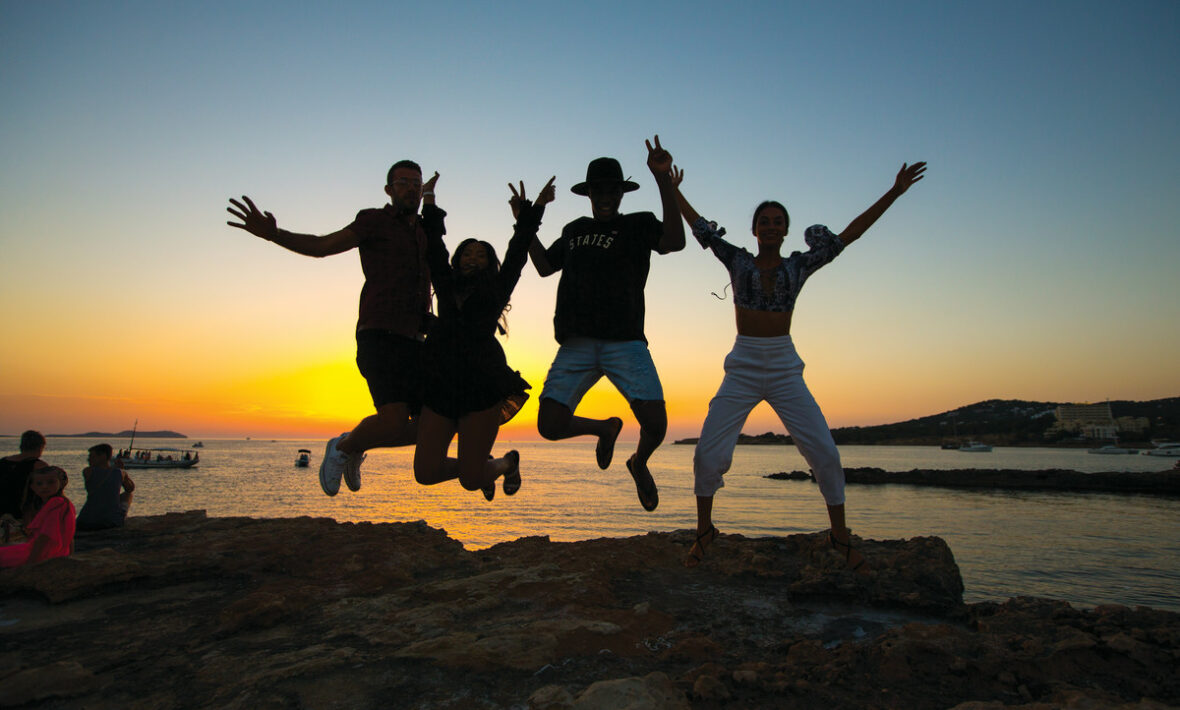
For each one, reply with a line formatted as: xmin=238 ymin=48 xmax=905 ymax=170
xmin=508 ymin=176 xmax=556 ymax=220
xmin=645 ymin=134 xmax=674 ymax=179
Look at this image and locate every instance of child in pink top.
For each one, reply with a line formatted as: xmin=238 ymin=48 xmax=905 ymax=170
xmin=0 ymin=466 xmax=75 ymax=568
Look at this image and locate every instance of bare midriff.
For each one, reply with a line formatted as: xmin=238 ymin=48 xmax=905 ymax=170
xmin=735 ymin=306 xmax=793 ymax=337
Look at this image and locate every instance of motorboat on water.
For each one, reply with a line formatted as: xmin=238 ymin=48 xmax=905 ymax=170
xmin=115 ymin=447 xmax=199 ymax=469
xmin=1141 ymin=442 xmax=1180 ymax=457
xmin=959 ymin=441 xmax=992 ymax=452
xmin=295 ymin=449 xmax=311 ymax=467
xmin=1088 ymin=444 xmax=1137 ymax=454
xmin=192 ymin=442 xmax=204 ymax=448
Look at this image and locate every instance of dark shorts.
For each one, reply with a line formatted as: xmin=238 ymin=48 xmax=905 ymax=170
xmin=355 ymin=330 xmax=423 ymax=410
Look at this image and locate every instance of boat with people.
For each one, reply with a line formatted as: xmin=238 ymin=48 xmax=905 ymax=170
xmin=1088 ymin=444 xmax=1138 ymax=454
xmin=192 ymin=441 xmax=204 ymax=448
xmin=113 ymin=419 xmax=199 ymax=469
xmin=115 ymin=447 xmax=199 ymax=469
xmin=959 ymin=441 xmax=993 ymax=452
xmin=295 ymin=449 xmax=311 ymax=467
xmin=1140 ymin=442 xmax=1180 ymax=457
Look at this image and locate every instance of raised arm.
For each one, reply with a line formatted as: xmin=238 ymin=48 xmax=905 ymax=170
xmin=503 ymin=178 xmax=555 ymax=292
xmin=668 ymin=165 xmax=702 ymax=226
xmin=513 ymin=180 xmax=559 ymax=277
xmin=646 ymin=135 xmax=686 ymax=253
xmin=837 ymin=162 xmax=927 ymax=247
xmin=227 ymin=195 xmax=358 ymax=257
xmin=418 ymin=173 xmax=454 ymax=297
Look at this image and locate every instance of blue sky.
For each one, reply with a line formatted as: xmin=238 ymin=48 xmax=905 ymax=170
xmin=1 ymin=1 xmax=1177 ymax=437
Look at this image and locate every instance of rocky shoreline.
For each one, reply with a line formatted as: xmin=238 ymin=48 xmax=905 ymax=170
xmin=1 ymin=512 xmax=1177 ymax=709
xmin=766 ymin=467 xmax=1180 ymax=496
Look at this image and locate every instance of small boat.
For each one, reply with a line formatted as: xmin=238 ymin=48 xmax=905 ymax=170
xmin=1088 ymin=445 xmax=1137 ymax=455
xmin=192 ymin=442 xmax=204 ymax=448
xmin=115 ymin=448 xmax=199 ymax=469
xmin=1141 ymin=442 xmax=1180 ymax=457
xmin=295 ymin=449 xmax=312 ymax=467
xmin=959 ymin=442 xmax=992 ymax=452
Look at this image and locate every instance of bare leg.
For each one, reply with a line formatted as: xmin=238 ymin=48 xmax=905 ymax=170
xmin=455 ymin=405 xmax=511 ymax=491
xmin=684 ymin=495 xmax=719 ymax=568
xmin=339 ymin=402 xmax=417 ymax=456
xmin=628 ymin=399 xmax=667 ymax=469
xmin=537 ymin=398 xmax=621 ymax=469
xmin=827 ymin=503 xmax=869 ymax=574
xmin=412 ymin=407 xmax=461 ymax=486
xmin=620 ymin=399 xmax=666 ymax=511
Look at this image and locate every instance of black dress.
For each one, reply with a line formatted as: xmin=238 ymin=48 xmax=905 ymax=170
xmin=420 ymin=202 xmax=543 ymax=423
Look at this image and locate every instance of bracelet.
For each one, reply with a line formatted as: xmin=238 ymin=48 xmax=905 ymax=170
xmin=422 ymin=191 xmax=435 ymax=198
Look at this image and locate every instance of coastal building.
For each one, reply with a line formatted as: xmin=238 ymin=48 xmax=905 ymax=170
xmin=1046 ymin=402 xmax=1117 ymax=439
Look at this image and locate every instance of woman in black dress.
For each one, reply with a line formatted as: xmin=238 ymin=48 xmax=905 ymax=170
xmin=414 ymin=176 xmax=555 ymax=500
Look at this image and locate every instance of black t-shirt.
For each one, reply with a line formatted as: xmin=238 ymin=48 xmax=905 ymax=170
xmin=545 ymin=212 xmax=663 ymax=343
xmin=0 ymin=457 xmax=37 ymax=517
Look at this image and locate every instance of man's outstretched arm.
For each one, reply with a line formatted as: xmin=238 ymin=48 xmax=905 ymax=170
xmin=227 ymin=195 xmax=358 ymax=257
xmin=646 ymin=135 xmax=686 ymax=253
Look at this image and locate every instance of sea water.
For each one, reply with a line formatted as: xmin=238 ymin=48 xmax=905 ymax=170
xmin=15 ymin=437 xmax=1180 ymax=612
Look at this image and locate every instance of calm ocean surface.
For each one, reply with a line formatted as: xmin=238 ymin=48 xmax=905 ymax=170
xmin=14 ymin=437 xmax=1179 ymax=612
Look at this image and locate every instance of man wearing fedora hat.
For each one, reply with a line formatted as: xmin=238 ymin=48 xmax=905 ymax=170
xmin=528 ymin=135 xmax=685 ymax=512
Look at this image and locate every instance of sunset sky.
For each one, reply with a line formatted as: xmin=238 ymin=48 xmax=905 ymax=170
xmin=2 ymin=1 xmax=1177 ymax=440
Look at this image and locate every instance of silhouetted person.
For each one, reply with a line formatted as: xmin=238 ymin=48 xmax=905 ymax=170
xmin=527 ymin=136 xmax=685 ymax=512
xmin=228 ymin=160 xmax=434 ymax=497
xmin=0 ymin=430 xmax=48 ymax=519
xmin=76 ymin=443 xmax=135 ymax=531
xmin=671 ymin=161 xmax=927 ymax=570
xmin=412 ymin=176 xmax=555 ymax=500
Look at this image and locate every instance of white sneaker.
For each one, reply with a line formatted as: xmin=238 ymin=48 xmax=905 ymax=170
xmin=343 ymin=450 xmax=366 ymax=492
xmin=318 ymin=433 xmax=348 ymax=496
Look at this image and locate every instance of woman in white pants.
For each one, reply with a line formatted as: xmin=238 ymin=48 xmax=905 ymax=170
xmin=670 ymin=162 xmax=926 ymax=570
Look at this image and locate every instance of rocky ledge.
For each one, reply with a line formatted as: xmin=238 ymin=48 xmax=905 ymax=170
xmin=767 ymin=467 xmax=1180 ymax=496
xmin=1 ymin=513 xmax=1177 ymax=709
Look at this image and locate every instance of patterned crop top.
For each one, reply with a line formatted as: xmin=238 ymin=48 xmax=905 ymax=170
xmin=690 ymin=216 xmax=844 ymax=313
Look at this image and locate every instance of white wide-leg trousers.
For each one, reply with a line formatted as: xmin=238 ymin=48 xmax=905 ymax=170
xmin=692 ymin=334 xmax=845 ymax=504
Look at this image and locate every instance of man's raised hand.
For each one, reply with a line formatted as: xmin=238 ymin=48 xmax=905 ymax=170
xmin=535 ymin=176 xmax=556 ymax=208
xmin=645 ymin=134 xmax=673 ymax=179
xmin=227 ymin=196 xmax=278 ymax=241
xmin=422 ymin=171 xmax=440 ymax=205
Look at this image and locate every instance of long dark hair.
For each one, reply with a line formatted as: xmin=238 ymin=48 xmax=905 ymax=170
xmin=450 ymin=239 xmax=511 ymax=335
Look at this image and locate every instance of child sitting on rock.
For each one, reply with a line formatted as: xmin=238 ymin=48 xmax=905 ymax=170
xmin=0 ymin=466 xmax=75 ymax=567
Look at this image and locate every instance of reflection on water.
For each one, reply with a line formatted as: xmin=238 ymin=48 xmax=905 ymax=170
xmin=20 ymin=437 xmax=1180 ymax=612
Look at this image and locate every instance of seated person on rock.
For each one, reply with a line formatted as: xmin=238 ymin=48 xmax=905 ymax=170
xmin=1 ymin=429 xmax=49 ymax=522
xmin=0 ymin=466 xmax=75 ymax=567
xmin=76 ymin=443 xmax=135 ymax=531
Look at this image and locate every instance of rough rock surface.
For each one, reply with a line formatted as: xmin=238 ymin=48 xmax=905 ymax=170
xmin=1 ymin=512 xmax=1177 ymax=709
xmin=768 ymin=467 xmax=1180 ymax=496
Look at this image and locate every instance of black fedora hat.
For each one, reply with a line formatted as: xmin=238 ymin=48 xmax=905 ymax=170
xmin=570 ymin=157 xmax=640 ymax=196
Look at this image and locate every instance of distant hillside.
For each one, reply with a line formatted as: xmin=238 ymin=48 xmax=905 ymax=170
xmin=674 ymin=397 xmax=1180 ymax=446
xmin=54 ymin=430 xmax=187 ymax=439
